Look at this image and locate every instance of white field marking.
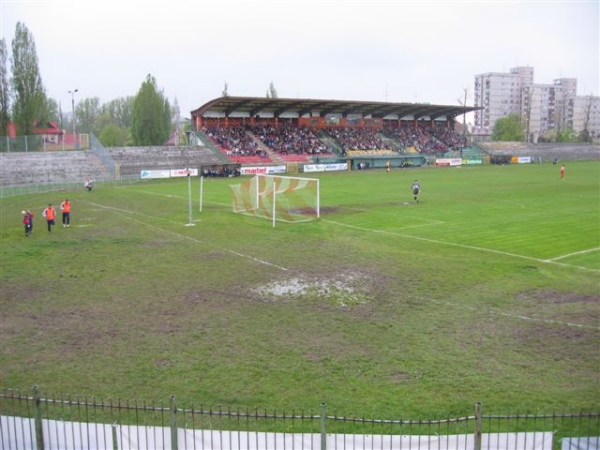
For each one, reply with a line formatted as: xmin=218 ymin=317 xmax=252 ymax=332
xmin=433 ymin=300 xmax=600 ymax=331
xmin=136 ymin=190 xmax=186 ymax=200
xmin=84 ymin=200 xmax=287 ymax=271
xmin=323 ymin=219 xmax=600 ymax=273
xmin=544 ymin=247 xmax=600 ymax=262
xmin=133 ymin=189 xmax=234 ymax=209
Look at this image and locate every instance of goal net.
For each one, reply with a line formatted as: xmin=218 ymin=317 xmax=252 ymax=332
xmin=230 ymin=174 xmax=320 ymax=225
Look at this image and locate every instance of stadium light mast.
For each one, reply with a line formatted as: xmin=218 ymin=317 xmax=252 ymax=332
xmin=68 ymin=89 xmax=78 ymax=134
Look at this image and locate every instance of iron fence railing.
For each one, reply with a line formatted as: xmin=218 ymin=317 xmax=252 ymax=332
xmin=0 ymin=387 xmax=598 ymax=450
xmin=0 ymin=134 xmax=89 ymax=153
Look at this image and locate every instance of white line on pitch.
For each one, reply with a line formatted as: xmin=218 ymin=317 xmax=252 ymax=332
xmin=323 ymin=219 xmax=599 ymax=273
xmin=432 ymin=300 xmax=599 ymax=331
xmin=84 ymin=200 xmax=287 ymax=271
xmin=544 ymin=247 xmax=600 ymax=262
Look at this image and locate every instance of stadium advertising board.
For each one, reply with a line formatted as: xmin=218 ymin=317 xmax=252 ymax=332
xmin=304 ymin=163 xmax=348 ymax=173
xmin=512 ymin=156 xmax=532 ymax=164
xmin=435 ymin=158 xmax=462 ymax=166
xmin=140 ymin=169 xmax=170 ymax=179
xmin=140 ymin=168 xmax=199 ymax=179
xmin=240 ymin=165 xmax=287 ymax=175
xmin=461 ymin=158 xmax=483 ymax=165
xmin=171 ymin=168 xmax=199 ymax=177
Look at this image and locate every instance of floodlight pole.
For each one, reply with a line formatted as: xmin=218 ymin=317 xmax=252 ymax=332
xmin=68 ymin=89 xmax=78 ymax=133
xmin=68 ymin=88 xmax=78 ymax=148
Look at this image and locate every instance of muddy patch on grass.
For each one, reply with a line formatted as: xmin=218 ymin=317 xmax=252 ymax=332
xmin=252 ymin=269 xmax=382 ymax=309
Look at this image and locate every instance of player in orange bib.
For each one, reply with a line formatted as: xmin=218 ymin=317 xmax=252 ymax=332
xmin=43 ymin=203 xmax=56 ymax=232
xmin=60 ymin=199 xmax=71 ymax=227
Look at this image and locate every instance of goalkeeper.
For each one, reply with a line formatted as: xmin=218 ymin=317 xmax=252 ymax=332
xmin=412 ymin=180 xmax=421 ymax=203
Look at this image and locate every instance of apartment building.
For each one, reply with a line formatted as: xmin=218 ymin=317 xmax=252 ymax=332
xmin=474 ymin=66 xmax=599 ymax=142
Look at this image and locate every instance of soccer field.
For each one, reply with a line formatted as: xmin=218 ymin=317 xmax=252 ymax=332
xmin=1 ymin=161 xmax=598 ymax=416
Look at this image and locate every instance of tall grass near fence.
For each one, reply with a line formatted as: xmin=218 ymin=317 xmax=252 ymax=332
xmin=0 ymin=162 xmax=598 ymax=419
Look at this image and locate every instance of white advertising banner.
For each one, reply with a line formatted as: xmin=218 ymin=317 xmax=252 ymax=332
xmin=435 ymin=158 xmax=462 ymax=166
xmin=171 ymin=168 xmax=199 ymax=177
xmin=304 ymin=163 xmax=348 ymax=172
xmin=140 ymin=168 xmax=198 ymax=179
xmin=240 ymin=165 xmax=286 ymax=175
xmin=140 ymin=169 xmax=170 ymax=179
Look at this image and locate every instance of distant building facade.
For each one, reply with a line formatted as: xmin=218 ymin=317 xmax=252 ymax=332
xmin=474 ymin=66 xmax=599 ymax=142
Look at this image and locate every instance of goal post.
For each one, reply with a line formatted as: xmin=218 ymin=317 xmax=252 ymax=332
xmin=230 ymin=174 xmax=320 ymax=226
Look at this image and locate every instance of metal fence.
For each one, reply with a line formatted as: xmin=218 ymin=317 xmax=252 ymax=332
xmin=1 ymin=134 xmax=89 ymax=153
xmin=0 ymin=177 xmax=140 ymax=199
xmin=0 ymin=387 xmax=598 ymax=450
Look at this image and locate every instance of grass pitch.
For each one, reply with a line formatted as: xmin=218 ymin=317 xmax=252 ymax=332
xmin=1 ymin=161 xmax=598 ymax=417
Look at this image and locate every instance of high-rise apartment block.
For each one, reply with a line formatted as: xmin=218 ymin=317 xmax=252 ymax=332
xmin=474 ymin=66 xmax=599 ymax=142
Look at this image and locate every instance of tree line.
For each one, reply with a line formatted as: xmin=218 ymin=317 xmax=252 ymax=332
xmin=0 ymin=22 xmax=175 ymax=147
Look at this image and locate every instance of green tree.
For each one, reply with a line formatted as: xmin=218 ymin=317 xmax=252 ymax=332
xmin=10 ymin=22 xmax=47 ymax=135
xmin=102 ymin=96 xmax=134 ymax=128
xmin=45 ymin=97 xmax=59 ymax=123
xmin=0 ymin=38 xmax=10 ymax=135
xmin=491 ymin=113 xmax=525 ymax=141
xmin=131 ymin=74 xmax=171 ymax=146
xmin=76 ymin=97 xmax=101 ymax=134
xmin=99 ymin=123 xmax=128 ymax=147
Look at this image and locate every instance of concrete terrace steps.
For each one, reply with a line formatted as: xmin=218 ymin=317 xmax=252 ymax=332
xmin=478 ymin=142 xmax=600 ymax=160
xmin=107 ymin=146 xmax=226 ymax=177
xmin=0 ymin=146 xmax=230 ymax=186
xmin=0 ymin=151 xmax=109 ymax=186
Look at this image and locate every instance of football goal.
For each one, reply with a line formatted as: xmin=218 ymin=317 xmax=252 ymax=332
xmin=230 ymin=174 xmax=320 ymax=226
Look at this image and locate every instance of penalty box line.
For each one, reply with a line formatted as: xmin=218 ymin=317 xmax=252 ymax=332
xmin=544 ymin=246 xmax=600 ymax=262
xmin=323 ymin=219 xmax=600 ymax=273
xmin=84 ymin=200 xmax=288 ymax=271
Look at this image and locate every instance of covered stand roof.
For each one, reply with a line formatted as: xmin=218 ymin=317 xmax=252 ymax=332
xmin=191 ymin=96 xmax=481 ymax=121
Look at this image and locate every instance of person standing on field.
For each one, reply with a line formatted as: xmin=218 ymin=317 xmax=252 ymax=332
xmin=412 ymin=179 xmax=421 ymax=203
xmin=60 ymin=199 xmax=71 ymax=227
xmin=560 ymin=164 xmax=565 ymax=179
xmin=22 ymin=211 xmax=32 ymax=237
xmin=43 ymin=203 xmax=56 ymax=232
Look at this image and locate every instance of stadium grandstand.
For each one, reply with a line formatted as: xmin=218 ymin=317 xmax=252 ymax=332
xmin=190 ymin=96 xmax=481 ymax=169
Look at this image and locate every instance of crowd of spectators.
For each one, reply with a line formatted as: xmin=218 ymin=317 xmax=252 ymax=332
xmin=248 ymin=124 xmax=329 ymax=156
xmin=323 ymin=127 xmax=394 ymax=153
xmin=203 ymin=123 xmax=468 ymax=158
xmin=383 ymin=125 xmax=467 ymax=154
xmin=429 ymin=127 xmax=468 ymax=150
xmin=203 ymin=126 xmax=267 ymax=158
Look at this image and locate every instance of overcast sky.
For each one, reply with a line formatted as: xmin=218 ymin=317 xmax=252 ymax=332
xmin=1 ymin=0 xmax=598 ymax=124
